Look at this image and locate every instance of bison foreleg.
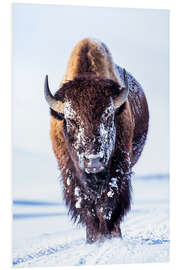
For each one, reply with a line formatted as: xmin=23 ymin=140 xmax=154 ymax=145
xmin=97 ymin=205 xmax=122 ymax=238
xmin=85 ymin=203 xmax=122 ymax=243
xmin=85 ymin=215 xmax=100 ymax=243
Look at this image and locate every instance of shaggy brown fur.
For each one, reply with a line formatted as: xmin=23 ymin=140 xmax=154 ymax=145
xmin=49 ymin=38 xmax=149 ymax=243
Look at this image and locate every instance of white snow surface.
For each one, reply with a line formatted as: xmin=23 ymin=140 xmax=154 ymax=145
xmin=13 ymin=176 xmax=169 ymax=267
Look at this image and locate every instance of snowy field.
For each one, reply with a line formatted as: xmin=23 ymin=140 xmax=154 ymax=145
xmin=13 ymin=175 xmax=169 ymax=267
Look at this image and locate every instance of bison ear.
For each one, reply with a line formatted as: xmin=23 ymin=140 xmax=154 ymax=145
xmin=113 ymin=69 xmax=129 ymax=109
xmin=44 ymin=75 xmax=65 ymax=114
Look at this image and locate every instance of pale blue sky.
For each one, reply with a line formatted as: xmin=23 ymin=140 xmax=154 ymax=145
xmin=12 ymin=4 xmax=169 ymax=175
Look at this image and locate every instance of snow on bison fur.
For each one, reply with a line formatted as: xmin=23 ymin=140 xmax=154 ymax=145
xmin=44 ymin=38 xmax=149 ymax=243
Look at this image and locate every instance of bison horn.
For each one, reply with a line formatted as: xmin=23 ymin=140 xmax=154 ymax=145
xmin=44 ymin=75 xmax=64 ymax=114
xmin=114 ymin=68 xmax=129 ymax=108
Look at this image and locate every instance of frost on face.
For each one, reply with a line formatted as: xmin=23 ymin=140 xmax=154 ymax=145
xmin=64 ymin=100 xmax=76 ymax=119
xmin=99 ymin=100 xmax=116 ymax=165
xmin=63 ymin=98 xmax=116 ymax=170
xmin=64 ymin=100 xmax=86 ymax=168
xmin=76 ymin=128 xmax=85 ymax=147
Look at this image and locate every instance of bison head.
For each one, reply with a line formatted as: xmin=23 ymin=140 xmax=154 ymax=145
xmin=44 ymin=70 xmax=129 ymax=180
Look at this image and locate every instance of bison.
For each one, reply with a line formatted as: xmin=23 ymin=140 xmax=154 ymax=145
xmin=44 ymin=38 xmax=149 ymax=243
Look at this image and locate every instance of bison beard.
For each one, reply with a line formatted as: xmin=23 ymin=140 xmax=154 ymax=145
xmin=83 ymin=170 xmax=110 ymax=195
xmin=45 ymin=38 xmax=149 ymax=243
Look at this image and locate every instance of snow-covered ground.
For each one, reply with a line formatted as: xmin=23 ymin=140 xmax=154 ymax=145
xmin=13 ymin=175 xmax=169 ymax=267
